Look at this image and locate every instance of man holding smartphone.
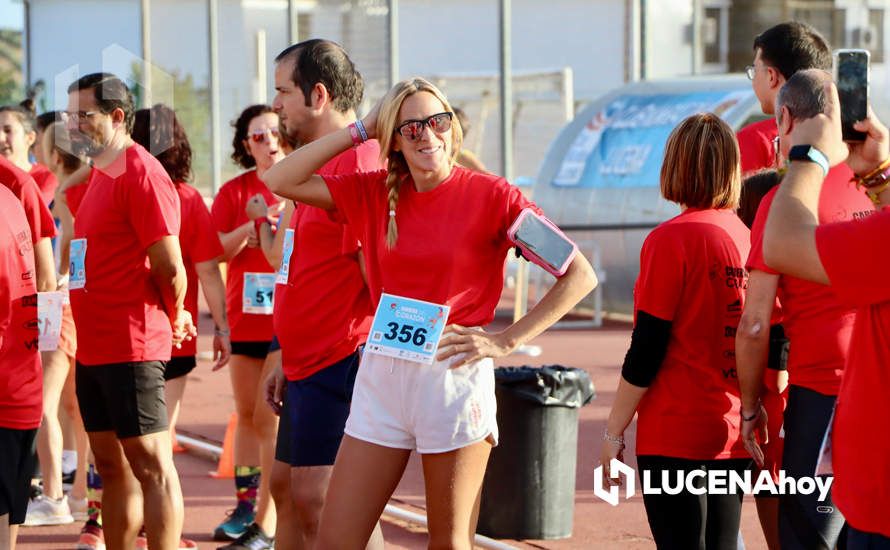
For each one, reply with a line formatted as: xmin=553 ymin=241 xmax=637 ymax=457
xmin=763 ymin=78 xmax=890 ymax=548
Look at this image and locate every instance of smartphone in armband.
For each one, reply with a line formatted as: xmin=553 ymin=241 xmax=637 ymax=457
xmin=834 ymin=49 xmax=870 ymax=142
xmin=507 ymin=209 xmax=577 ymax=277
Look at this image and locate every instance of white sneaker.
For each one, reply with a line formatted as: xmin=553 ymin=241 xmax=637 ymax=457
xmin=23 ymin=495 xmax=75 ymax=526
xmin=68 ymin=496 xmax=89 ymax=521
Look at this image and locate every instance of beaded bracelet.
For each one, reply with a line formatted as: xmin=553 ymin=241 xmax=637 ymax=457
xmin=603 ymin=429 xmax=625 ymax=446
xmin=355 ymin=119 xmax=369 ymax=142
xmin=854 ymin=157 xmax=890 ymax=189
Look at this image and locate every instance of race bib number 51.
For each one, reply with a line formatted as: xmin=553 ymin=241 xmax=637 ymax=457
xmin=243 ymin=272 xmax=276 ymax=314
xmin=366 ymin=293 xmax=450 ymax=364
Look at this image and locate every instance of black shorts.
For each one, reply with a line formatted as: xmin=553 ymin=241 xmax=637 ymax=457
xmin=275 ymin=351 xmax=360 ymax=467
xmin=231 ymin=340 xmax=272 ymax=359
xmin=76 ymin=361 xmax=168 ymax=439
xmin=164 ymin=356 xmax=197 ymax=381
xmin=268 ymin=335 xmax=281 ymax=353
xmin=0 ymin=427 xmax=38 ymax=525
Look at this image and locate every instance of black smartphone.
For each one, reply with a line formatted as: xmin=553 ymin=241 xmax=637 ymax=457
xmin=834 ymin=49 xmax=870 ymax=142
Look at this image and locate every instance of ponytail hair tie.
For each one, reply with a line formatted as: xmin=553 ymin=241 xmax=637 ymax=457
xmin=389 ymin=209 xmax=396 ymax=218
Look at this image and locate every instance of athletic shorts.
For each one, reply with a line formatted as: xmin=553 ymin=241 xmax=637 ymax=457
xmin=57 ymin=304 xmax=77 ymax=359
xmin=0 ymin=427 xmax=37 ymax=525
xmin=164 ymin=356 xmax=197 ymax=381
xmin=345 ymin=352 xmax=498 ymax=454
xmin=275 ymin=351 xmax=360 ymax=467
xmin=76 ymin=361 xmax=168 ymax=438
xmin=231 ymin=340 xmax=272 ymax=359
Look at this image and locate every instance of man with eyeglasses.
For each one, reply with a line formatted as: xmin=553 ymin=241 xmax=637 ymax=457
xmin=259 ymin=39 xmax=384 ymax=550
xmin=735 ymin=26 xmax=869 ymax=550
xmin=64 ymin=72 xmax=194 ymax=550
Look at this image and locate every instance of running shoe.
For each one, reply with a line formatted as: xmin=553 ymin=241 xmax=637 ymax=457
xmin=212 ymin=501 xmax=255 ymax=541
xmin=216 ymin=523 xmax=273 ymax=550
xmin=62 ymin=469 xmax=77 ymax=492
xmin=23 ymin=494 xmax=74 ymax=526
xmin=75 ymin=521 xmax=105 ymax=550
xmin=69 ymin=496 xmax=89 ymax=521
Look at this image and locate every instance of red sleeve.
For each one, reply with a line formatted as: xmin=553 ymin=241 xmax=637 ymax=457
xmin=187 ymin=191 xmax=224 ymax=263
xmin=746 ymin=188 xmax=779 ymax=274
xmin=737 ymin=124 xmax=775 ymax=175
xmin=18 ymin=177 xmax=56 ymax=243
xmin=128 ymin=169 xmax=180 ymax=249
xmin=323 ymin=170 xmax=385 ymax=228
xmin=65 ymin=178 xmax=90 ymax=216
xmin=211 ymin=182 xmax=238 ymax=234
xmin=634 ymin=227 xmax=685 ymax=321
xmin=340 ymin=223 xmax=360 ymax=256
xmin=816 ymin=208 xmax=890 ymax=307
xmin=502 ymin=181 xmax=541 ymax=233
xmin=354 ymin=140 xmax=383 ymax=171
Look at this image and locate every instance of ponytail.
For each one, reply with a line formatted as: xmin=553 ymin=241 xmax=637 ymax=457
xmin=384 ymin=157 xmax=402 ymax=249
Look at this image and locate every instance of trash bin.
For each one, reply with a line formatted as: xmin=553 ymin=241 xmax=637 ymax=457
xmin=477 ymin=365 xmax=595 ymax=540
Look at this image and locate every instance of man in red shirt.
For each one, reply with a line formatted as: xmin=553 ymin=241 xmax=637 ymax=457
xmin=259 ymin=39 xmax=383 ymax=550
xmin=64 ymin=73 xmax=195 ymax=550
xmin=737 ymin=22 xmax=831 ymax=175
xmin=763 ymin=81 xmax=890 ymax=547
xmin=0 ymin=184 xmax=40 ymax=550
xmin=738 ymin=71 xmax=871 ymax=549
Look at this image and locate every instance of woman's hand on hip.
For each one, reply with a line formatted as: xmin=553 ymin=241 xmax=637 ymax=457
xmin=436 ymin=324 xmax=516 ymax=368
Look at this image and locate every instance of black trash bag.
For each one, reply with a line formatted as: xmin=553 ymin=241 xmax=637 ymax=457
xmin=494 ymin=365 xmax=595 ymax=408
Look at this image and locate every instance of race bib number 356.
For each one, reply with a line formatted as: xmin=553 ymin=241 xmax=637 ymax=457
xmin=366 ymin=293 xmax=450 ymax=364
xmin=243 ymin=272 xmax=276 ymax=314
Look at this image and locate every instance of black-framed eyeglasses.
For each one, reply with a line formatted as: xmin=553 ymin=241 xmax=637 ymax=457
xmin=396 ymin=112 xmax=453 ymax=142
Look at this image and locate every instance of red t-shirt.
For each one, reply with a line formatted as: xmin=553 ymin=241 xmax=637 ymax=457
xmin=0 ymin=184 xmax=41 ymax=430
xmin=634 ymin=208 xmax=751 ymax=460
xmin=816 ymin=208 xmax=890 ymax=538
xmin=29 ymin=163 xmax=59 ymax=206
xmin=173 ymin=183 xmax=224 ymax=358
xmin=737 ymin=118 xmax=777 ymax=176
xmin=0 ymin=155 xmax=56 ymax=243
xmin=66 ymin=178 xmax=91 ymax=215
xmin=324 ymin=166 xmax=536 ymax=326
xmin=69 ymin=144 xmax=181 ymax=365
xmin=274 ymin=142 xmax=380 ymax=381
xmin=747 ymin=167 xmax=870 ymax=395
xmin=211 ymin=170 xmax=280 ymax=343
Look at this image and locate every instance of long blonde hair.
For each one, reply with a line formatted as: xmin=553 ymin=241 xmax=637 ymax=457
xmin=375 ymin=78 xmax=463 ymax=248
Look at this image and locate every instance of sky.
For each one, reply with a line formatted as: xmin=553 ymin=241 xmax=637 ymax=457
xmin=0 ymin=0 xmax=23 ymax=31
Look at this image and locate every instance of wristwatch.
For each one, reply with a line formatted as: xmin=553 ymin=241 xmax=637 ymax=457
xmin=787 ymin=145 xmax=829 ymax=176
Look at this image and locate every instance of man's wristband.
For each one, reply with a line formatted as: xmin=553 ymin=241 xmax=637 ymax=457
xmin=214 ymin=327 xmax=230 ymax=338
xmin=854 ymin=157 xmax=890 ymax=189
xmin=787 ymin=145 xmax=829 ymax=176
xmin=740 ymin=402 xmax=761 ymax=422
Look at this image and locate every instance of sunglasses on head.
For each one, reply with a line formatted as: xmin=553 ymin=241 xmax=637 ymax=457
xmin=395 ymin=112 xmax=453 ymax=142
xmin=248 ymin=127 xmax=280 ymax=144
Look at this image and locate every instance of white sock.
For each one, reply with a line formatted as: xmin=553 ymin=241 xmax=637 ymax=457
xmin=61 ymin=450 xmax=77 ymax=475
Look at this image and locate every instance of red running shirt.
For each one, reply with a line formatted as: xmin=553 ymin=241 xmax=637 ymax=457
xmin=634 ymin=208 xmax=751 ymax=460
xmin=274 ymin=142 xmax=380 ymax=381
xmin=211 ymin=170 xmax=279 ymax=343
xmin=747 ymin=167 xmax=871 ymax=396
xmin=816 ymin=208 xmax=890 ymax=538
xmin=29 ymin=163 xmax=59 ymax=206
xmin=173 ymin=183 xmax=224 ymax=358
xmin=737 ymin=118 xmax=777 ymax=176
xmin=0 ymin=155 xmax=56 ymax=243
xmin=69 ymin=145 xmax=181 ymax=365
xmin=0 ymin=184 xmax=41 ymax=430
xmin=324 ymin=166 xmax=537 ymax=326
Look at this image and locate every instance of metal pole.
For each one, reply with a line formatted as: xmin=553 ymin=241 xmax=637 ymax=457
xmin=288 ymin=0 xmax=299 ymax=44
xmin=256 ymin=30 xmax=267 ymax=103
xmin=499 ymin=0 xmax=512 ymax=182
xmin=388 ymin=0 xmax=399 ymax=88
xmin=23 ymin=0 xmax=31 ymax=88
xmin=208 ymin=0 xmax=222 ymax=194
xmin=141 ymin=0 xmax=152 ymax=107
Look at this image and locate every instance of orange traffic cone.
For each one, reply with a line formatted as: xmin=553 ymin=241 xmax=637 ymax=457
xmin=171 ymin=426 xmax=187 ymax=453
xmin=210 ymin=412 xmax=237 ymax=479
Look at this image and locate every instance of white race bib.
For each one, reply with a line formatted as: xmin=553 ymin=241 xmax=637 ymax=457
xmin=276 ymin=229 xmax=295 ymax=285
xmin=69 ymin=238 xmax=87 ymax=290
xmin=37 ymin=291 xmax=65 ymax=351
xmin=365 ymin=293 xmax=450 ymax=364
xmin=243 ymin=272 xmax=276 ymax=314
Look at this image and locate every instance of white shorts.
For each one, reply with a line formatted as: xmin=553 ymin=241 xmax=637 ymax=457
xmin=344 ymin=352 xmax=499 ymax=454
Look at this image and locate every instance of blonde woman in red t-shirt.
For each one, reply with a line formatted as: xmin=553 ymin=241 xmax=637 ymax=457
xmin=600 ymin=113 xmax=753 ymax=549
xmin=263 ymin=77 xmax=596 ymax=549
